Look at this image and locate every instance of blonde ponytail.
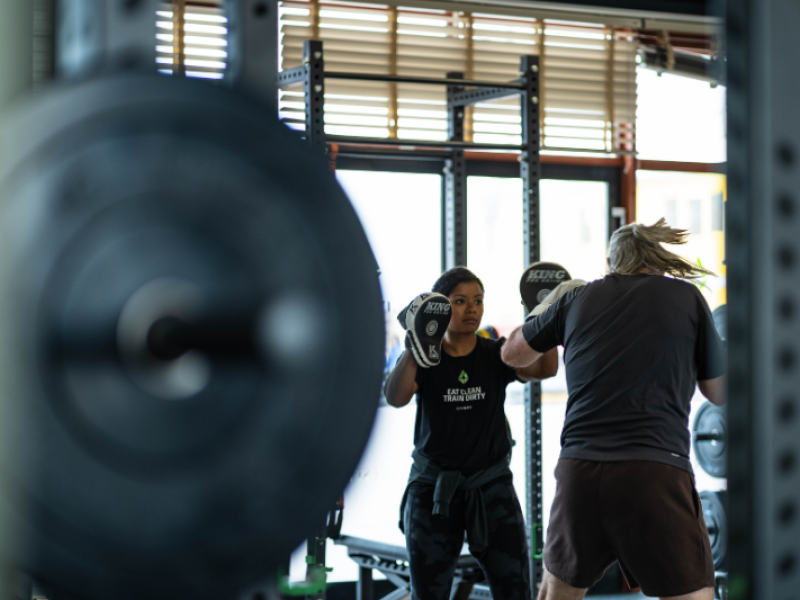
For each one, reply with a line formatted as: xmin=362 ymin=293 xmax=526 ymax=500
xmin=608 ymin=218 xmax=716 ymax=280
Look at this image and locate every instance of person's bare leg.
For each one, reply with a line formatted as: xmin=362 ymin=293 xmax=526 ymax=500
xmin=661 ymin=586 xmax=715 ymax=600
xmin=536 ymin=569 xmax=587 ymax=600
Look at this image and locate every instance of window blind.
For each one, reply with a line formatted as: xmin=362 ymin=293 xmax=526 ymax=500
xmin=279 ymin=1 xmax=637 ymax=154
xmin=154 ymin=0 xmax=638 ymax=154
xmin=156 ymin=1 xmax=228 ymax=79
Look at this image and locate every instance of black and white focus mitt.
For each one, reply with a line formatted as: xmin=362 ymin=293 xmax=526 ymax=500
xmin=526 ymin=279 xmax=586 ymax=321
xmin=519 ymin=262 xmax=572 ymax=313
xmin=520 ymin=262 xmax=586 ymax=321
xmin=397 ymin=293 xmax=451 ymax=368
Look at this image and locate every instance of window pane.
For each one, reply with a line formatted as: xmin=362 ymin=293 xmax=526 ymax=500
xmin=466 ymin=177 xmax=610 ymax=333
xmin=291 ymin=171 xmax=441 ymax=582
xmin=637 ymin=170 xmax=728 ymax=495
xmin=540 ymin=180 xmax=610 ymax=283
xmin=636 ymin=68 xmax=726 ymax=162
xmin=466 ymin=176 xmax=609 ymax=533
xmin=636 ymin=171 xmax=727 ymax=309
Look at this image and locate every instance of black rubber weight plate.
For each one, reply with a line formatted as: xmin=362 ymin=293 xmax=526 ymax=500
xmin=712 ymin=304 xmax=727 ymax=342
xmin=0 ymin=74 xmax=384 ymax=600
xmin=699 ymin=490 xmax=727 ymax=570
xmin=693 ymin=401 xmax=728 ymax=478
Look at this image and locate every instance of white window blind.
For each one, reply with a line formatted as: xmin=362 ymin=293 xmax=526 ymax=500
xmin=154 ymin=0 xmax=638 ymax=154
xmin=279 ymin=1 xmax=637 ymax=154
xmin=156 ymin=2 xmax=228 ymax=79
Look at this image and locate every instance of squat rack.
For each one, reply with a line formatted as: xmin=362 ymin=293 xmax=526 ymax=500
xmin=278 ymin=40 xmax=546 ymax=591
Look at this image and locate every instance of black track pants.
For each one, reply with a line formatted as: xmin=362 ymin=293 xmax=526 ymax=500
xmin=403 ymin=475 xmax=532 ymax=600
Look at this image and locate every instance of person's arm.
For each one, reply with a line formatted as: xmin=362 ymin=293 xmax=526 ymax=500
xmin=698 ymin=375 xmax=726 ymax=406
xmin=504 ymin=279 xmax=582 ymax=368
xmin=514 ymin=347 xmax=558 ymax=382
xmin=383 ymin=350 xmax=419 ymax=407
xmin=502 ymin=325 xmax=542 ymax=368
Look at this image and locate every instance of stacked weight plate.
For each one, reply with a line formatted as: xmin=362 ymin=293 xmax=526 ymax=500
xmin=693 ymin=303 xmax=728 ymax=600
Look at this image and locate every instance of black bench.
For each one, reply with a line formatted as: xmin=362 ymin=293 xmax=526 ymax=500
xmin=335 ymin=535 xmax=491 ymax=600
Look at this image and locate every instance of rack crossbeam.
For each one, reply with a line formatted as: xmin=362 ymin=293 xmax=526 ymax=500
xmin=277 ymin=66 xmax=305 ymax=87
xmin=325 ymin=135 xmax=524 ymax=151
xmin=447 ymin=85 xmax=522 ymax=107
xmin=323 ymin=71 xmax=524 ymax=90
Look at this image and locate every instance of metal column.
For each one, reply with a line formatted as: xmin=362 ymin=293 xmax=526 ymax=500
xmin=56 ymin=0 xmax=157 ymax=79
xmin=33 ymin=0 xmax=57 ymax=90
xmin=727 ymin=0 xmax=800 ymax=599
xmin=304 ymin=39 xmax=326 ymax=154
xmin=520 ymin=54 xmax=543 ymax=592
xmin=443 ymin=72 xmax=467 ymax=271
xmin=224 ymin=0 xmax=279 ymax=106
xmin=0 ymin=0 xmax=33 ymax=109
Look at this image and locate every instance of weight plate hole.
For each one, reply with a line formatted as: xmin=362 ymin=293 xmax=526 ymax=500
xmin=777 ymin=194 xmax=795 ymax=218
xmin=777 ymin=245 xmax=795 ymax=269
xmin=779 ymin=398 xmax=795 ymax=422
xmin=778 ymin=297 xmax=794 ymax=320
xmin=778 ymin=502 xmax=796 ymax=525
xmin=777 ymin=142 xmax=795 ymax=168
xmin=778 ymin=347 xmax=795 ymax=371
xmin=777 ymin=553 xmax=796 ymax=577
xmin=777 ymin=450 xmax=796 ymax=475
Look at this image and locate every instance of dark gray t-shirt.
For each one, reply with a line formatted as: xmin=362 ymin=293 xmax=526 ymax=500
xmin=522 ymin=274 xmax=726 ymax=472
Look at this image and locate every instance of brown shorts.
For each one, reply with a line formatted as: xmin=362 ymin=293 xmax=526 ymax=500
xmin=544 ymin=458 xmax=715 ymax=597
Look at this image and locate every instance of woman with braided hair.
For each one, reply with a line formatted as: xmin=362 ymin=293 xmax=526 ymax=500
xmin=502 ymin=219 xmax=727 ymax=600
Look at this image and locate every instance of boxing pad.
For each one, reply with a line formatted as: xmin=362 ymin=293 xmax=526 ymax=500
xmin=519 ymin=262 xmax=572 ymax=313
xmin=526 ymin=279 xmax=587 ymax=320
xmin=397 ymin=293 xmax=451 ymax=367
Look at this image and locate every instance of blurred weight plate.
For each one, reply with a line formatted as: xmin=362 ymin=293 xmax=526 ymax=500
xmin=712 ymin=304 xmax=726 ymax=342
xmin=0 ymin=73 xmax=384 ymax=600
xmin=692 ymin=401 xmax=727 ymax=478
xmin=700 ymin=490 xmax=728 ymax=571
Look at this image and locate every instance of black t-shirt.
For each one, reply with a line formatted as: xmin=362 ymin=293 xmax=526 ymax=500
xmin=522 ymin=274 xmax=726 ymax=472
xmin=414 ymin=336 xmax=519 ymax=475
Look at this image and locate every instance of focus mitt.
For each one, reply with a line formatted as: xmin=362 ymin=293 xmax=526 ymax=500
xmin=526 ymin=279 xmax=587 ymax=320
xmin=397 ymin=293 xmax=451 ymax=367
xmin=520 ymin=262 xmax=571 ymax=313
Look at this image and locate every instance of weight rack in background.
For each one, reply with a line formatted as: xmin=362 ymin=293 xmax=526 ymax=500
xmin=278 ymin=40 xmax=546 ymax=590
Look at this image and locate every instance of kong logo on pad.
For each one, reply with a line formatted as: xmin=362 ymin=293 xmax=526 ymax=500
xmin=520 ymin=262 xmax=572 ymax=313
xmin=525 ymin=269 xmax=568 ymax=283
xmin=424 ymin=303 xmax=451 ymax=314
xmin=398 ymin=292 xmax=451 ymax=368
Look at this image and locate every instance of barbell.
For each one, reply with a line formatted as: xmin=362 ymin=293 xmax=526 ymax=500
xmin=0 ymin=72 xmax=385 ymax=600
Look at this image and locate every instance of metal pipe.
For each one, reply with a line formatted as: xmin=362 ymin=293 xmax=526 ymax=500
xmin=638 ymin=47 xmax=725 ymax=86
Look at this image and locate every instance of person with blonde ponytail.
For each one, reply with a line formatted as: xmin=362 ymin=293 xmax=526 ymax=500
xmin=607 ymin=218 xmax=717 ymax=279
xmin=502 ymin=219 xmax=726 ymax=600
